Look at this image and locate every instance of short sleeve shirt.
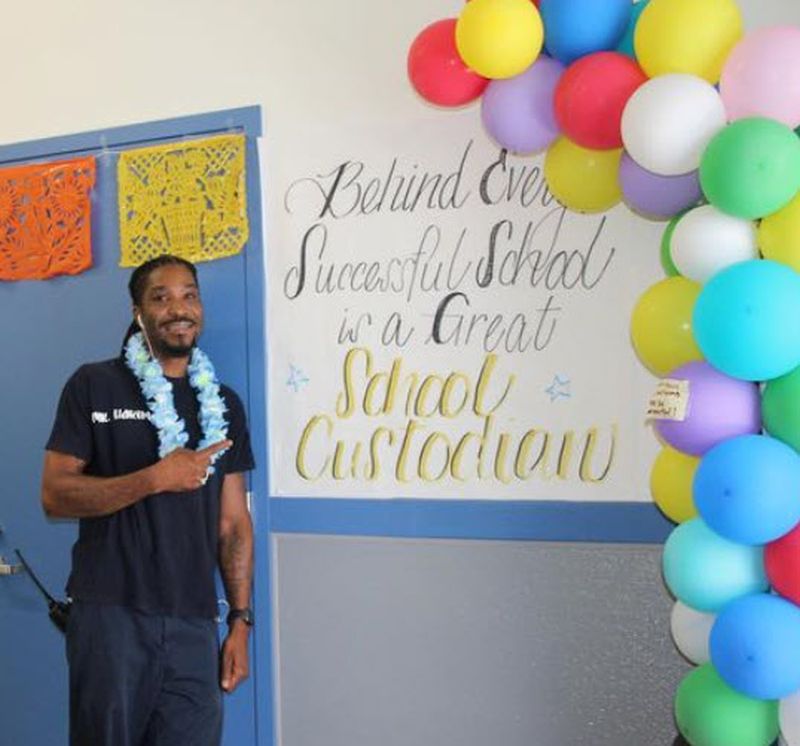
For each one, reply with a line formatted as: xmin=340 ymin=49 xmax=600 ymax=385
xmin=46 ymin=357 xmax=254 ymax=619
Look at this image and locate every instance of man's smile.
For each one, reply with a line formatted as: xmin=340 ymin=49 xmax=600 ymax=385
xmin=161 ymin=319 xmax=196 ymax=333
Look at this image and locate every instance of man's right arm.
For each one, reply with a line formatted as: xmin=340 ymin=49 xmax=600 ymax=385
xmin=41 ymin=440 xmax=231 ymax=519
xmin=42 ymin=450 xmax=162 ymax=518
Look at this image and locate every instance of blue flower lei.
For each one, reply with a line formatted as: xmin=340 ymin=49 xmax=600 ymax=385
xmin=124 ymin=332 xmax=229 ymax=473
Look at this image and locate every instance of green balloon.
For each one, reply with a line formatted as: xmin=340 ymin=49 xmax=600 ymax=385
xmin=660 ymin=211 xmax=685 ymax=277
xmin=700 ymin=117 xmax=800 ymax=220
xmin=763 ymin=364 xmax=800 ymax=452
xmin=675 ymin=664 xmax=778 ymax=746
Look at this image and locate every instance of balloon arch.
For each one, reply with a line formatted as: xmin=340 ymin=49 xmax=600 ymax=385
xmin=408 ymin=1 xmax=800 ymax=744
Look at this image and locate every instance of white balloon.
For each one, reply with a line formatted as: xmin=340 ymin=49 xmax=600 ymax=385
xmin=781 ymin=691 xmax=800 ymax=745
xmin=670 ymin=600 xmax=715 ymax=664
xmin=670 ymin=205 xmax=758 ymax=283
xmin=621 ymin=74 xmax=726 ymax=176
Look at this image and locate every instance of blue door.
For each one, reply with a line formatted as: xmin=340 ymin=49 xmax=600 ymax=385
xmin=0 ymin=108 xmax=271 ymax=746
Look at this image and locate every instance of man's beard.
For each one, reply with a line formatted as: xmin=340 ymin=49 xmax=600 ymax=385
xmin=153 ymin=336 xmax=197 ymax=359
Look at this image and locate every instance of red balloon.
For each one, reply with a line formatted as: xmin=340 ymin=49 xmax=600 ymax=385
xmin=554 ymin=51 xmax=647 ymax=150
xmin=766 ymin=522 xmax=800 ymax=605
xmin=408 ymin=19 xmax=488 ymax=107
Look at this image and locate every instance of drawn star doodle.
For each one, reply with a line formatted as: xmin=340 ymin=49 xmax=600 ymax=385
xmin=286 ymin=364 xmax=309 ymax=393
xmin=545 ymin=374 xmax=571 ymax=402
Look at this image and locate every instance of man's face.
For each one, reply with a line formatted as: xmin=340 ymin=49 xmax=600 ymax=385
xmin=134 ymin=264 xmax=203 ymax=359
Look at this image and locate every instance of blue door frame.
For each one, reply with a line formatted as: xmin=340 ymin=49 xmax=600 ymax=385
xmin=0 ymin=105 xmax=274 ymax=746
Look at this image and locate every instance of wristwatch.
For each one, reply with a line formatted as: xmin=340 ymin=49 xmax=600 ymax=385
xmin=227 ymin=607 xmax=255 ymax=627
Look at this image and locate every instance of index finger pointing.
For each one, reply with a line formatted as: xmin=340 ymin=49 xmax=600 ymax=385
xmin=198 ymin=439 xmax=233 ymax=457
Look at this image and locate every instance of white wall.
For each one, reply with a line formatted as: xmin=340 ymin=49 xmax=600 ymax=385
xmin=0 ymin=0 xmax=796 ymax=147
xmin=0 ymin=0 xmax=458 ymax=145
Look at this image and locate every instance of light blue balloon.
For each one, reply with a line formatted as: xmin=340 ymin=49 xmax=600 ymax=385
xmin=663 ymin=519 xmax=768 ymax=612
xmin=695 ymin=434 xmax=800 ymax=545
xmin=540 ymin=0 xmax=632 ymax=65
xmin=616 ymin=0 xmax=649 ymax=59
xmin=693 ymin=260 xmax=800 ymax=382
xmin=711 ymin=593 xmax=800 ymax=700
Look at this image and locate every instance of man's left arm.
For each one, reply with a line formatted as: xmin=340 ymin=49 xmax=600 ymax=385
xmin=218 ymin=470 xmax=254 ymax=693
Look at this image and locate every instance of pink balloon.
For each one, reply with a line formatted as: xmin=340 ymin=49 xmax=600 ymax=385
xmin=720 ymin=26 xmax=800 ymax=128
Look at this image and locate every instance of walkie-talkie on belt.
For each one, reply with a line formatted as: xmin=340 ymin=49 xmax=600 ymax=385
xmin=14 ymin=549 xmax=71 ymax=633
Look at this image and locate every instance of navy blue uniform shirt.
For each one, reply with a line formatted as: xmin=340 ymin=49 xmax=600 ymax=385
xmin=46 ymin=357 xmax=255 ymax=619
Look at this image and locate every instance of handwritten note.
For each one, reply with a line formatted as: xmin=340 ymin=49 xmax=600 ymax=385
xmin=646 ymin=379 xmax=690 ymax=422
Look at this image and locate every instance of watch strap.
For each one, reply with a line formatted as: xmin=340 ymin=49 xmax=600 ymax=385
xmin=226 ymin=607 xmax=254 ymax=626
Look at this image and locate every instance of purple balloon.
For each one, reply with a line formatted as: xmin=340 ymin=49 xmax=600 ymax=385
xmin=619 ymin=152 xmax=703 ymax=220
xmin=655 ymin=361 xmax=761 ymax=456
xmin=481 ymin=56 xmax=564 ymax=155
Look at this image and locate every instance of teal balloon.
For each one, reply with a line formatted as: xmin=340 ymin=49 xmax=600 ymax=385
xmin=700 ymin=117 xmax=800 ymax=219
xmin=662 ymin=518 xmax=768 ymax=612
xmin=693 ymin=259 xmax=800 ymax=381
xmin=616 ymin=0 xmax=649 ymax=59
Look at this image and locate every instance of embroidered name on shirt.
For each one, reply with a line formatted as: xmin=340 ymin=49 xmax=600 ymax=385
xmin=113 ymin=408 xmax=150 ymax=421
xmin=91 ymin=409 xmax=150 ymax=423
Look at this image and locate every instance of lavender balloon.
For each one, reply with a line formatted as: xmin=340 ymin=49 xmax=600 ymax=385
xmin=620 ymin=152 xmax=703 ymax=220
xmin=481 ymin=56 xmax=564 ymax=155
xmin=655 ymin=361 xmax=761 ymax=456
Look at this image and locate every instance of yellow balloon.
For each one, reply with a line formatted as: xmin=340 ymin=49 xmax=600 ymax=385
xmin=456 ymin=0 xmax=543 ymax=80
xmin=544 ymin=137 xmax=622 ymax=213
xmin=630 ymin=276 xmax=703 ymax=375
xmin=650 ymin=445 xmax=699 ymax=523
xmin=634 ymin=0 xmax=743 ymax=83
xmin=758 ymin=192 xmax=800 ymax=273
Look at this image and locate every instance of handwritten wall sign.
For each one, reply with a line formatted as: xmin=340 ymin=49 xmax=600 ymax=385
xmin=264 ymin=120 xmax=660 ymax=500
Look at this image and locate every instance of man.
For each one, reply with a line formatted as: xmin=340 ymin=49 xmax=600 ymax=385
xmin=41 ymin=254 xmax=255 ymax=746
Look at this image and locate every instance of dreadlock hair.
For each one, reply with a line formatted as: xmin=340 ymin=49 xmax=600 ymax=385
xmin=121 ymin=255 xmax=200 ymax=352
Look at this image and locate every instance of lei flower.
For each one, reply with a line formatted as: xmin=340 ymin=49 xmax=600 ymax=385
xmin=124 ymin=332 xmax=229 ymax=475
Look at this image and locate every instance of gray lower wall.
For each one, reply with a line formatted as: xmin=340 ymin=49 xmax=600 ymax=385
xmin=272 ymin=534 xmax=688 ymax=746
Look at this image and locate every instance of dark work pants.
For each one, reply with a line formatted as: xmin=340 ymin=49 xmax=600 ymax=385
xmin=66 ymin=601 xmax=222 ymax=746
